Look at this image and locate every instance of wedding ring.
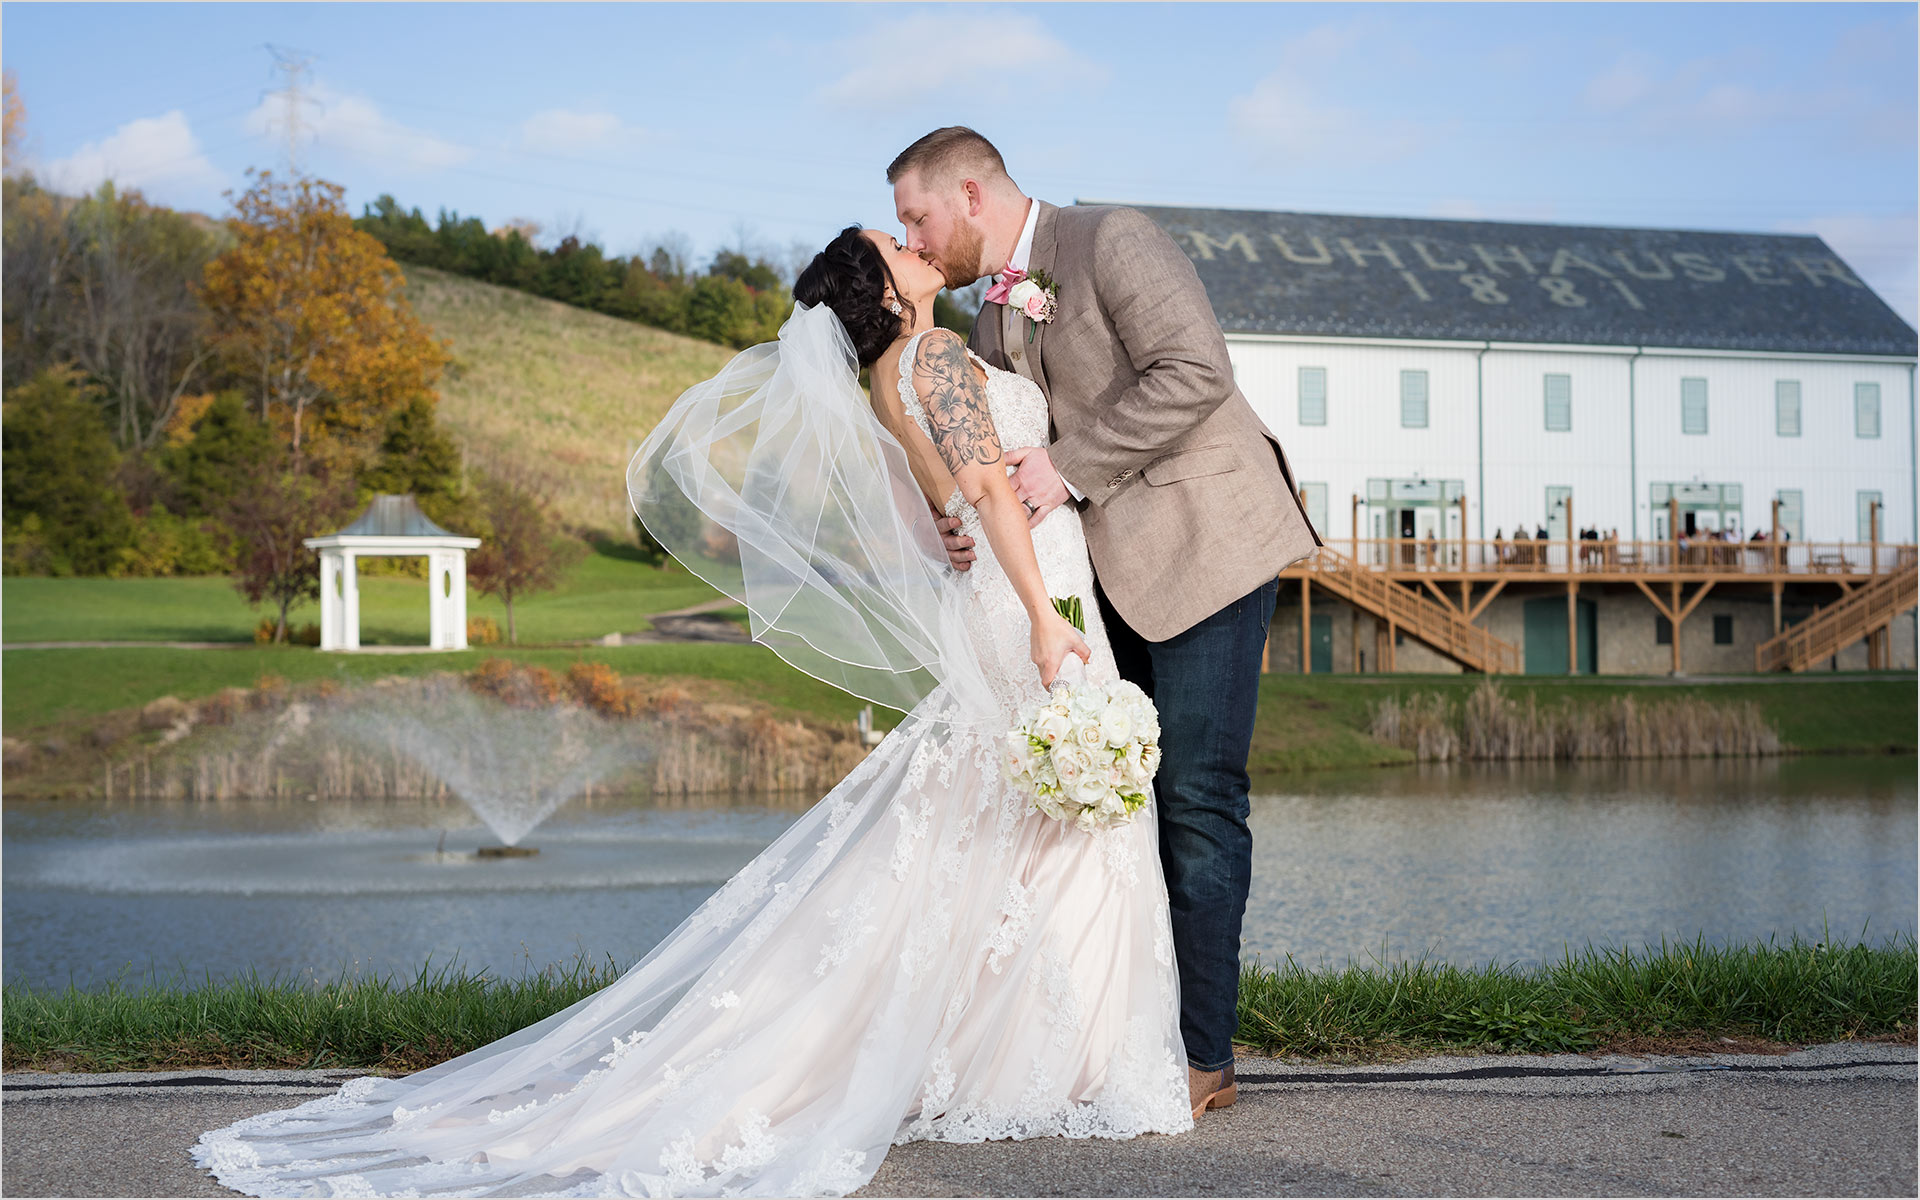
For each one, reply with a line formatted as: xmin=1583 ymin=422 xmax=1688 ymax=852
xmin=1023 ymin=500 xmax=1037 ymax=514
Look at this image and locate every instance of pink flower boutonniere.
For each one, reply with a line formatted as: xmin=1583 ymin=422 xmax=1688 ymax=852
xmin=1005 ymin=269 xmax=1058 ymax=343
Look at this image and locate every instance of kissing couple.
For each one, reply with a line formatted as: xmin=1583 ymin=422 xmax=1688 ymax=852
xmin=195 ymin=125 xmax=1321 ymax=1198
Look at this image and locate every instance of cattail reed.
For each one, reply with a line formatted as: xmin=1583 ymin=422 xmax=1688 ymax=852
xmin=1372 ymin=679 xmax=1782 ymax=761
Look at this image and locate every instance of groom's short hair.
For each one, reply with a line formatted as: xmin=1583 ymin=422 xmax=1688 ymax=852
xmin=887 ymin=127 xmax=1011 ymax=189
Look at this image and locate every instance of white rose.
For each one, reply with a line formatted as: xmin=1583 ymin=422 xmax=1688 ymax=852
xmin=1140 ymin=743 xmax=1162 ymax=779
xmin=1074 ymin=721 xmax=1105 ymax=749
xmin=1099 ymin=708 xmax=1133 ymax=748
xmin=1035 ymin=792 xmax=1070 ymax=822
xmin=1074 ymin=806 xmax=1102 ymax=833
xmin=1037 ymin=710 xmax=1073 ymax=746
xmin=1007 ymin=279 xmax=1042 ymax=310
xmin=1073 ymin=774 xmax=1111 ymax=809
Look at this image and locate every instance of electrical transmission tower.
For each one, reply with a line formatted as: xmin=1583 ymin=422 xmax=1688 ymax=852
xmin=264 ymin=44 xmax=313 ymax=174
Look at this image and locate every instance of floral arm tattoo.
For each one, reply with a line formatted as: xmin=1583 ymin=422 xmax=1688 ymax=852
xmin=916 ymin=335 xmax=1002 ymax=473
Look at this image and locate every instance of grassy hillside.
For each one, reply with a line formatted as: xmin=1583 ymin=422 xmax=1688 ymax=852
xmin=402 ymin=265 xmax=738 ymax=534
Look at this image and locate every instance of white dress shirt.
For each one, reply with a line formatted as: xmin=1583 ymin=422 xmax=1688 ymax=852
xmin=1001 ymin=197 xmax=1039 ymax=279
xmin=994 ymin=199 xmax=1083 ymax=502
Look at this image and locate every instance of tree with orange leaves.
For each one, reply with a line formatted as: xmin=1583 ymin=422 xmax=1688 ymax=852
xmin=198 ymin=170 xmax=449 ymax=467
xmin=3 ymin=70 xmax=25 ymax=171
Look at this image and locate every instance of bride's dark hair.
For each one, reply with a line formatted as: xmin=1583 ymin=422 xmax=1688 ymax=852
xmin=792 ymin=226 xmax=915 ymax=368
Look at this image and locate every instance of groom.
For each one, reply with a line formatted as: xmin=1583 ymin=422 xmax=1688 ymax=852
xmin=890 ymin=127 xmax=1322 ymax=1117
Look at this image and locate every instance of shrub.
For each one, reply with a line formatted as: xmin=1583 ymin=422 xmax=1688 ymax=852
xmin=254 ymin=618 xmax=320 ymax=646
xmin=466 ymin=615 xmax=502 ymax=646
xmin=567 ymin=661 xmax=641 ymax=718
xmin=113 ymin=505 xmax=233 ymax=576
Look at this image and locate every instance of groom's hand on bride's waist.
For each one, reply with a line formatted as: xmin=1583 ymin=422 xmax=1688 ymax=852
xmin=1005 ymin=447 xmax=1073 ymax=530
xmin=933 ymin=512 xmax=976 ymax=572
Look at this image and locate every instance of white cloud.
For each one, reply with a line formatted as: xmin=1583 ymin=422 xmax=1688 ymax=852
xmin=246 ymin=85 xmax=470 ymax=170
xmin=1581 ymin=52 xmax=1658 ymax=113
xmin=44 ymin=110 xmax=223 ymax=195
xmin=1576 ymin=47 xmax=1901 ymax=143
xmin=518 ymin=109 xmax=637 ymax=151
xmin=1775 ymin=214 xmax=1919 ymax=330
xmin=819 ymin=12 xmax=1103 ymax=107
xmin=1227 ymin=21 xmax=1438 ymax=165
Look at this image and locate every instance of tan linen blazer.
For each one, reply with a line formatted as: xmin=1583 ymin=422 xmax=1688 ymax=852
xmin=970 ymin=201 xmax=1322 ymax=641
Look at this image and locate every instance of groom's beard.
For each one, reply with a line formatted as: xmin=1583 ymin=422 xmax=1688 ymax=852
xmin=938 ymin=221 xmax=987 ymax=289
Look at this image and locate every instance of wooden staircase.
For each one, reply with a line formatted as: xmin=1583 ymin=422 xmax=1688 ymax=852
xmin=1304 ymin=548 xmax=1522 ymax=674
xmin=1755 ymin=562 xmax=1918 ymax=672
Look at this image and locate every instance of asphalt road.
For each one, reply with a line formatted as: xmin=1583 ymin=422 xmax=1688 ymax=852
xmin=3 ymin=1042 xmax=1912 ymax=1197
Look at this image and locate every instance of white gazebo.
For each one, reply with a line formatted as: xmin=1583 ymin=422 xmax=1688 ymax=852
xmin=304 ymin=494 xmax=482 ymax=651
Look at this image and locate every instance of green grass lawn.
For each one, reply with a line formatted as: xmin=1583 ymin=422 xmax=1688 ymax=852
xmin=5 ymin=558 xmax=1912 ymax=763
xmin=2 ymin=549 xmax=723 ymax=647
xmin=1247 ymin=673 xmax=1916 ymax=771
xmin=1 ymin=642 xmax=884 ymax=735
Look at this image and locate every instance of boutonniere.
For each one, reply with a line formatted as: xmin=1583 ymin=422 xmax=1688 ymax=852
xmin=1006 ymin=269 xmax=1058 ymax=343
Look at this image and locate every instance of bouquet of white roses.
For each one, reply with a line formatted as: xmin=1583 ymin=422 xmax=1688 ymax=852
xmin=1001 ymin=598 xmax=1162 ymax=831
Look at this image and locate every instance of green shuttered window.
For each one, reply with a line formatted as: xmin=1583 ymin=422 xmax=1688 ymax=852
xmin=1298 ymin=367 xmax=1327 ymax=426
xmin=1301 ymin=482 xmax=1328 ymax=534
xmin=1855 ymin=382 xmax=1881 ymax=438
xmin=1775 ymin=489 xmax=1803 ymax=541
xmin=1400 ymin=370 xmax=1428 ymax=428
xmin=1543 ymin=374 xmax=1571 ymax=432
xmin=1775 ymin=380 xmax=1801 ymax=437
xmin=1680 ymin=378 xmax=1708 ymax=435
xmin=1858 ymin=491 xmax=1883 ymax=541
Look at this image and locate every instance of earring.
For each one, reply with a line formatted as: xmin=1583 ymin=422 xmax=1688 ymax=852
xmin=888 ymin=297 xmax=904 ymax=316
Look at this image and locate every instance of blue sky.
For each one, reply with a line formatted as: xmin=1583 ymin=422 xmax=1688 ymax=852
xmin=6 ymin=2 xmax=1916 ymax=323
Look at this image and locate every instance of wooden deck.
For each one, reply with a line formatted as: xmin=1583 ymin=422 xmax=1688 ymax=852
xmin=1280 ymin=537 xmax=1918 ymax=584
xmin=1272 ymin=538 xmax=1919 ymax=675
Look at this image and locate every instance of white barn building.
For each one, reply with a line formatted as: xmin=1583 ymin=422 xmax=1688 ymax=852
xmin=1123 ymin=204 xmax=1918 ymax=674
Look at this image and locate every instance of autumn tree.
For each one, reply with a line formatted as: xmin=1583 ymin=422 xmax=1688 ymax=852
xmin=3 ymin=70 xmax=24 ymax=173
xmin=220 ymin=460 xmax=354 ymax=643
xmin=198 ymin=171 xmax=449 ymax=467
xmin=1 ymin=181 xmax=218 ymax=448
xmin=466 ymin=464 xmax=584 ymax=645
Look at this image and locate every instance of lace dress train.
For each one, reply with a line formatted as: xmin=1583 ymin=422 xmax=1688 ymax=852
xmin=192 ymin=332 xmax=1190 ymax=1197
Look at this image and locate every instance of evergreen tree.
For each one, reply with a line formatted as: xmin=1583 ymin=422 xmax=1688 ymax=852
xmin=1 ymin=368 xmax=136 ymax=575
xmin=164 ymin=389 xmax=276 ymax=517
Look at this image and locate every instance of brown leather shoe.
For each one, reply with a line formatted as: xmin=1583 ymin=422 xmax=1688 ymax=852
xmin=1188 ymin=1062 xmax=1237 ymax=1121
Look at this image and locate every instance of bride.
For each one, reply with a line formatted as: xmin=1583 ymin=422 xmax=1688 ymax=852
xmin=193 ymin=225 xmax=1193 ymax=1198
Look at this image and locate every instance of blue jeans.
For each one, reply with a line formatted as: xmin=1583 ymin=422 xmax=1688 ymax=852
xmin=1096 ymin=576 xmax=1277 ymax=1071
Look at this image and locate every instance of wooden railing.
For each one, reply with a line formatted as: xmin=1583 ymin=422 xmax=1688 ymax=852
xmin=1754 ymin=563 xmax=1919 ymax=672
xmin=1306 ymin=548 xmax=1521 ymax=674
xmin=1322 ymin=537 xmax=1919 ymax=579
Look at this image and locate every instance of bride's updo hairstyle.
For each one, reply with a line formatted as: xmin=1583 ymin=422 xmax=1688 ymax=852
xmin=792 ymin=226 xmax=916 ymax=368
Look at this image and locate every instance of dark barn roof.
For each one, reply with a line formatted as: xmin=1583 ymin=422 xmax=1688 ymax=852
xmin=1116 ymin=204 xmax=1916 ymax=357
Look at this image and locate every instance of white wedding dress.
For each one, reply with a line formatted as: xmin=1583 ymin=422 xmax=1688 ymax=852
xmin=193 ymin=326 xmax=1191 ymax=1197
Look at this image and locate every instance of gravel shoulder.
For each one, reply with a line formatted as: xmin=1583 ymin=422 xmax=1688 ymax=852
xmin=3 ymin=1042 xmax=1913 ymax=1197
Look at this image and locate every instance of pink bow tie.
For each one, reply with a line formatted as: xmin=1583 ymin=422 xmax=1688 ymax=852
xmin=982 ymin=266 xmax=1026 ymax=305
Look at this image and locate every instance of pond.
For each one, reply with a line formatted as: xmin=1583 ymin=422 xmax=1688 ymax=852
xmin=3 ymin=756 xmax=1912 ymax=991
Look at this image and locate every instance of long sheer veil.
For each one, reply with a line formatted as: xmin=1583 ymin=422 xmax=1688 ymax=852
xmin=627 ymin=302 xmax=997 ymax=724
